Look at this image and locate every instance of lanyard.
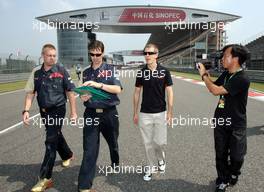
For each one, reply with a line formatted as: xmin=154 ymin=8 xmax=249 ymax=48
xmin=220 ymin=68 xmax=243 ymax=99
xmin=224 ymin=68 xmax=243 ymax=86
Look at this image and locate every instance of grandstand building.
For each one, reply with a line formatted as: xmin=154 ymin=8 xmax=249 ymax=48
xmin=37 ymin=5 xmax=240 ymax=68
xmin=245 ymin=35 xmax=264 ymax=70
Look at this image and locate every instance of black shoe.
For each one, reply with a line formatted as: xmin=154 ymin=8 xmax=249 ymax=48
xmin=215 ymin=183 xmax=228 ymax=192
xmin=215 ymin=177 xmax=221 ymax=185
xmin=229 ymin=175 xmax=238 ymax=185
xmin=111 ymin=163 xmax=119 ymax=168
xmin=110 ymin=163 xmax=119 ymax=173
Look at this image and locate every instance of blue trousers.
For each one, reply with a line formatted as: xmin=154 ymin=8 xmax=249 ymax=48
xmin=78 ymin=107 xmax=119 ymax=190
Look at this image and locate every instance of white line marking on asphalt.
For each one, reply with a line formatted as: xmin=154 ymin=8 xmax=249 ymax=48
xmin=0 ymin=113 xmax=40 ymax=135
xmin=252 ymin=96 xmax=264 ymax=102
xmin=183 ymin=78 xmax=193 ymax=82
xmin=0 ymin=89 xmax=24 ymax=96
xmin=173 ymin=76 xmax=264 ymax=102
xmin=196 ymin=82 xmax=205 ymax=86
xmin=0 ymin=95 xmax=79 ymax=136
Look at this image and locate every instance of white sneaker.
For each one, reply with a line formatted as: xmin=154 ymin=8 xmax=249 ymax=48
xmin=215 ymin=183 xmax=228 ymax=192
xmin=158 ymin=160 xmax=166 ymax=173
xmin=143 ymin=166 xmax=152 ymax=181
xmin=143 ymin=172 xmax=152 ymax=181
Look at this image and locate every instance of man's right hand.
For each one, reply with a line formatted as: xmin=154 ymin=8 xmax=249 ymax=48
xmin=23 ymin=112 xmax=30 ymax=126
xmin=133 ymin=113 xmax=139 ymax=125
xmin=80 ymin=94 xmax=92 ymax=102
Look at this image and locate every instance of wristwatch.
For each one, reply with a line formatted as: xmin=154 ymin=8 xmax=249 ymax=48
xmin=201 ymin=73 xmax=209 ymax=81
xmin=22 ymin=110 xmax=29 ymax=115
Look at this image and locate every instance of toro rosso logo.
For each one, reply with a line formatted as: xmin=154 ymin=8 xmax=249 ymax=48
xmin=49 ymin=72 xmax=64 ymax=79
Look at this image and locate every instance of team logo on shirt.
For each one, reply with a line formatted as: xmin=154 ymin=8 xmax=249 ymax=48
xmin=49 ymin=72 xmax=64 ymax=79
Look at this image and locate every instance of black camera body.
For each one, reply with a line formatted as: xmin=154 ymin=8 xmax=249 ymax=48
xmin=195 ymin=50 xmax=223 ymax=70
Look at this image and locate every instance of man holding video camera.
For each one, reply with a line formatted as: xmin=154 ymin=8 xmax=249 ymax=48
xmin=197 ymin=44 xmax=250 ymax=192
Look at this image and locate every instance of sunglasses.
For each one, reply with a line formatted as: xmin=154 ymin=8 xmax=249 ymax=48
xmin=90 ymin=53 xmax=102 ymax=57
xmin=143 ymin=51 xmax=157 ymax=55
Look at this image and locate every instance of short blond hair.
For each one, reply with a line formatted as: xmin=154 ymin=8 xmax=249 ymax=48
xmin=144 ymin=43 xmax=159 ymax=53
xmin=42 ymin=43 xmax=56 ymax=54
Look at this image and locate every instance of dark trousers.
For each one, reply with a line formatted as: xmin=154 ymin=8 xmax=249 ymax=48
xmin=78 ymin=107 xmax=119 ymax=190
xmin=39 ymin=105 xmax=73 ymax=179
xmin=214 ymin=125 xmax=247 ymax=184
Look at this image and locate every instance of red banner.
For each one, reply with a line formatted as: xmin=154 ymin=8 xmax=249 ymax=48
xmin=119 ymin=8 xmax=186 ymax=23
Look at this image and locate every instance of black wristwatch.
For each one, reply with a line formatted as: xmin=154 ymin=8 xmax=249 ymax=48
xmin=201 ymin=73 xmax=209 ymax=81
xmin=22 ymin=110 xmax=29 ymax=115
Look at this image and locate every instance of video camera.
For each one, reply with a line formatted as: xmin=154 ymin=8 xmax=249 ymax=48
xmin=195 ymin=50 xmax=223 ymax=70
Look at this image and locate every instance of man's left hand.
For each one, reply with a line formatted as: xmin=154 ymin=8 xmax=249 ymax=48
xmin=166 ymin=111 xmax=173 ymax=128
xmin=197 ymin=63 xmax=206 ymax=76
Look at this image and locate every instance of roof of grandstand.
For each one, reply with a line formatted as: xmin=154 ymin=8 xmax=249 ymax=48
xmin=37 ymin=5 xmax=240 ymax=64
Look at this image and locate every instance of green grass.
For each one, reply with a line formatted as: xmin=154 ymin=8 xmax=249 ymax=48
xmin=0 ymin=78 xmax=78 ymax=94
xmin=0 ymin=71 xmax=263 ymax=93
xmin=171 ymin=71 xmax=264 ymax=92
xmin=250 ymin=82 xmax=264 ymax=92
xmin=0 ymin=68 xmax=78 ymax=94
xmin=0 ymin=80 xmax=27 ymax=93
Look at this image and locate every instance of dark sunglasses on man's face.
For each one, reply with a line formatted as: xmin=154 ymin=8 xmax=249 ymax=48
xmin=90 ymin=53 xmax=102 ymax=57
xmin=143 ymin=51 xmax=157 ymax=55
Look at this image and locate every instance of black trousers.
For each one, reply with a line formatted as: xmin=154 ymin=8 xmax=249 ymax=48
xmin=214 ymin=124 xmax=247 ymax=184
xmin=78 ymin=107 xmax=119 ymax=190
xmin=39 ymin=105 xmax=73 ymax=179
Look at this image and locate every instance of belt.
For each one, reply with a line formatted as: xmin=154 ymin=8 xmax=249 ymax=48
xmin=86 ymin=106 xmax=116 ymax=114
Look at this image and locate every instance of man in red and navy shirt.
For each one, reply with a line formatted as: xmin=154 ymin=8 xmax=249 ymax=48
xmin=23 ymin=44 xmax=77 ymax=192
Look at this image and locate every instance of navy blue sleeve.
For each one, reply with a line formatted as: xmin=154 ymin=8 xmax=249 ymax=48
xmin=111 ymin=67 xmax=122 ymax=89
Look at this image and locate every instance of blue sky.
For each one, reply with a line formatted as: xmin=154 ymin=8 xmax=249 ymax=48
xmin=0 ymin=0 xmax=263 ymax=62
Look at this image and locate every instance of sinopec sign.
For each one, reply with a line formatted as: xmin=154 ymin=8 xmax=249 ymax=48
xmin=119 ymin=8 xmax=186 ymax=23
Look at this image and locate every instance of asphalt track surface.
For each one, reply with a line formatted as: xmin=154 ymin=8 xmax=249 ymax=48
xmin=0 ymin=73 xmax=263 ymax=192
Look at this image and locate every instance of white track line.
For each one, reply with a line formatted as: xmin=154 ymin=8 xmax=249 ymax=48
xmin=252 ymin=96 xmax=264 ymax=102
xmin=173 ymin=76 xmax=264 ymax=102
xmin=0 ymin=95 xmax=79 ymax=136
xmin=0 ymin=89 xmax=24 ymax=96
xmin=0 ymin=113 xmax=40 ymax=135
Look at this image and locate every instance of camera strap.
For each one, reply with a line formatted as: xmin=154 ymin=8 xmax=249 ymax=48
xmin=223 ymin=68 xmax=243 ymax=86
xmin=218 ymin=68 xmax=243 ymax=109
